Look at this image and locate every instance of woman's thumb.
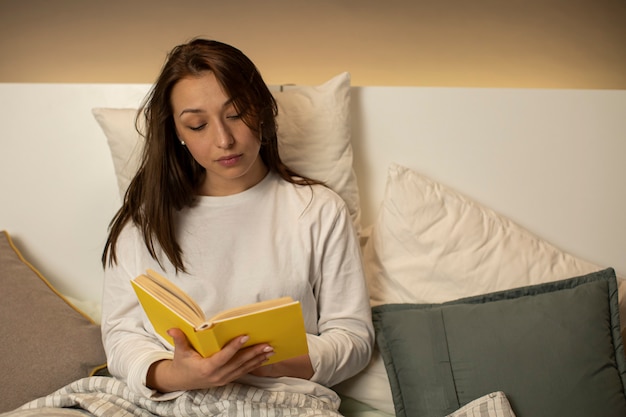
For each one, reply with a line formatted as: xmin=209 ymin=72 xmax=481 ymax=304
xmin=167 ymin=328 xmax=192 ymax=352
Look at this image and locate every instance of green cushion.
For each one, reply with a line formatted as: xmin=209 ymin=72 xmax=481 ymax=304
xmin=372 ymin=268 xmax=626 ymax=417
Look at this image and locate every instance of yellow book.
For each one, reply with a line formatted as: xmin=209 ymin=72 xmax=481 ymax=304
xmin=131 ymin=269 xmax=309 ymax=365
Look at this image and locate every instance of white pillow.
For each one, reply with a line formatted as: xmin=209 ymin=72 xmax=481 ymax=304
xmin=366 ymin=163 xmax=605 ymax=305
xmin=92 ymin=72 xmax=361 ymax=233
xmin=92 ymin=107 xmax=145 ymax=200
xmin=336 ymin=162 xmax=619 ymax=413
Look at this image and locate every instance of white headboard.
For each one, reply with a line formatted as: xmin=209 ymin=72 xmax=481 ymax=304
xmin=1 ymin=83 xmax=624 ymax=302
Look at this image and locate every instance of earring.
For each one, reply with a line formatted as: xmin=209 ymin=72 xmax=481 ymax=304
xmin=180 ymin=140 xmax=186 ymax=146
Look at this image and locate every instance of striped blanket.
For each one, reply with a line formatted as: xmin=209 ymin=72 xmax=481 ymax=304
xmin=5 ymin=376 xmax=342 ymax=417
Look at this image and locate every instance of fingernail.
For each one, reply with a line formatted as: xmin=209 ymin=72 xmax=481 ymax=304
xmin=263 ymin=346 xmax=274 ymax=353
xmin=240 ymin=335 xmax=250 ymax=344
xmin=265 ymin=352 xmax=275 ymax=359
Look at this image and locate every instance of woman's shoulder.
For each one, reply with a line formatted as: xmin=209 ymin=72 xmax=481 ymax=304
xmin=273 ymin=174 xmax=348 ymax=215
xmin=115 ymin=220 xmax=143 ymax=247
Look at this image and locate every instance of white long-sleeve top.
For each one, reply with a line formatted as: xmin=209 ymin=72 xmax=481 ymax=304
xmin=100 ymin=172 xmax=374 ymax=405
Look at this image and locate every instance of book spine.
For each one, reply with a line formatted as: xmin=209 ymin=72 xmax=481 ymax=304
xmin=191 ymin=328 xmax=221 ymax=358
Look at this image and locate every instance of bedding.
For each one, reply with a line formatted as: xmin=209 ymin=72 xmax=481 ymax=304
xmin=443 ymin=392 xmax=515 ymax=417
xmin=5 ymin=377 xmax=516 ymax=417
xmin=11 ymin=376 xmax=343 ymax=416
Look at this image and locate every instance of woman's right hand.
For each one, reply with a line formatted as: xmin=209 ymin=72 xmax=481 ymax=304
xmin=146 ymin=328 xmax=275 ymax=393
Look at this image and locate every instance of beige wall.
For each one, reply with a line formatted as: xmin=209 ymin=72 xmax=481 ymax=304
xmin=1 ymin=0 xmax=625 ymax=88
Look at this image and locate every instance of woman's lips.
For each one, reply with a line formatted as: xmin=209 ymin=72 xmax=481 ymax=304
xmin=217 ymin=154 xmax=242 ymax=167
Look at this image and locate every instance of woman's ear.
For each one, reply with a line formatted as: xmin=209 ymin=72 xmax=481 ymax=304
xmin=175 ymin=128 xmax=185 ymax=146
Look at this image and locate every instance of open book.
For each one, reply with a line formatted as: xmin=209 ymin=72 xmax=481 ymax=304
xmin=131 ymin=269 xmax=309 ymax=365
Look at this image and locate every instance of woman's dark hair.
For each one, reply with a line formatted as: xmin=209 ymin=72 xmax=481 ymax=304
xmin=102 ymin=38 xmax=320 ymax=272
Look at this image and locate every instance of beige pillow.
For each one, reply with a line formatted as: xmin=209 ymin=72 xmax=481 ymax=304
xmin=366 ymin=163 xmax=605 ymax=305
xmin=92 ymin=72 xmax=361 ymax=233
xmin=0 ymin=231 xmax=107 ymax=412
xmin=335 ymin=162 xmax=621 ymax=413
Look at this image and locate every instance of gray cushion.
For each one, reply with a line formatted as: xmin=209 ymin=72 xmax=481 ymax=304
xmin=372 ymin=268 xmax=626 ymax=417
xmin=0 ymin=231 xmax=107 ymax=412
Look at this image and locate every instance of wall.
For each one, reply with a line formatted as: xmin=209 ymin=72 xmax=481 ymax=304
xmin=1 ymin=0 xmax=625 ymax=88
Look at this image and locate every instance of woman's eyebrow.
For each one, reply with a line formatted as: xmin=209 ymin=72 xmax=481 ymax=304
xmin=179 ymin=108 xmax=203 ymax=116
xmin=179 ymin=98 xmax=234 ymax=117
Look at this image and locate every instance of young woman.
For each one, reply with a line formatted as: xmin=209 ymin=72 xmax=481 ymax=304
xmin=100 ymin=39 xmax=373 ymax=413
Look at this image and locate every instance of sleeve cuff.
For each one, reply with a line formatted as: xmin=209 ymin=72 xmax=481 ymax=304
xmin=128 ymin=350 xmax=184 ymax=401
xmin=305 ymin=334 xmax=325 ymax=384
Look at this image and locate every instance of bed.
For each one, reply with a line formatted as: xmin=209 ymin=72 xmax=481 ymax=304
xmin=1 ymin=73 xmax=625 ymax=416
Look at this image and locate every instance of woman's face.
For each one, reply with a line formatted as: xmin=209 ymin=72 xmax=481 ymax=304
xmin=170 ymin=71 xmax=267 ymax=196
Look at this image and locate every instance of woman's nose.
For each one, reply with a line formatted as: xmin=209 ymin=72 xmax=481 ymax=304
xmin=214 ymin=123 xmax=234 ymax=149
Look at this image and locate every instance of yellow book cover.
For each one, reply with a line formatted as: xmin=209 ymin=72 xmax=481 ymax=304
xmin=131 ymin=269 xmax=309 ymax=365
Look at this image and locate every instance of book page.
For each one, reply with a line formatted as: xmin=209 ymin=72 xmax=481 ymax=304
xmin=136 ymin=270 xmax=208 ymax=326
xmin=209 ymin=296 xmax=295 ymax=323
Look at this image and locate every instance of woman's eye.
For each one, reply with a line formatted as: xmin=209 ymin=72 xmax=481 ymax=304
xmin=226 ymin=113 xmax=242 ymax=120
xmin=189 ymin=124 xmax=206 ymax=131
